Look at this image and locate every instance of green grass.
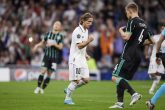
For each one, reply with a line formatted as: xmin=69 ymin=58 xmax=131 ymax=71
xmin=0 ymin=81 xmax=164 ymax=110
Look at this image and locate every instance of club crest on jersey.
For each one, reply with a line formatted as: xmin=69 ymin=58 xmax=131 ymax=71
xmin=77 ymin=34 xmax=81 ymax=38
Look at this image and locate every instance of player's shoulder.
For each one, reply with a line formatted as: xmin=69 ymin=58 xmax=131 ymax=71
xmin=73 ymin=26 xmax=81 ymax=33
xmin=132 ymin=17 xmax=145 ymax=25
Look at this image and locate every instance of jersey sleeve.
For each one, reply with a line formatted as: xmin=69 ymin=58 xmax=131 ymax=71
xmin=58 ymin=34 xmax=64 ymax=44
xmin=126 ymin=20 xmax=134 ymax=33
xmin=42 ymin=32 xmax=49 ymax=41
xmin=72 ymin=29 xmax=82 ymax=44
xmin=161 ymin=28 xmax=165 ymax=37
xmin=147 ymin=29 xmax=154 ymax=38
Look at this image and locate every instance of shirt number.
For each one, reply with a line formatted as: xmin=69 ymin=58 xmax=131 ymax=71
xmin=138 ymin=29 xmax=144 ymax=43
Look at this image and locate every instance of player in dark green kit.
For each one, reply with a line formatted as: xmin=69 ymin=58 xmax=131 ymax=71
xmin=33 ymin=21 xmax=63 ymax=94
xmin=109 ymin=2 xmax=154 ymax=109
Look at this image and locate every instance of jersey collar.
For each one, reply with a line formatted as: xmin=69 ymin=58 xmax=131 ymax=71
xmin=79 ymin=24 xmax=86 ymax=33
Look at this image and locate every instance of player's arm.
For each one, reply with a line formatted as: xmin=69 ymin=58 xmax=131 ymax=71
xmin=32 ymin=40 xmax=45 ymax=53
xmin=119 ymin=20 xmax=135 ymax=41
xmin=156 ymin=35 xmax=164 ymax=65
xmin=143 ymin=29 xmax=155 ymax=45
xmin=143 ymin=37 xmax=155 ymax=45
xmin=47 ymin=35 xmax=64 ymax=50
xmin=156 ymin=28 xmax=165 ymax=65
xmin=32 ymin=33 xmax=48 ymax=53
xmin=156 ymin=35 xmax=164 ymax=54
xmin=50 ymin=43 xmax=63 ymax=50
xmin=144 ymin=45 xmax=150 ymax=59
xmin=119 ymin=26 xmax=132 ymax=41
xmin=77 ymin=35 xmax=94 ymax=49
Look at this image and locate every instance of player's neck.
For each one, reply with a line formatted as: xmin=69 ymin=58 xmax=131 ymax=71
xmin=131 ymin=13 xmax=139 ymax=19
xmin=52 ymin=30 xmax=59 ymax=34
xmin=82 ymin=24 xmax=87 ymax=30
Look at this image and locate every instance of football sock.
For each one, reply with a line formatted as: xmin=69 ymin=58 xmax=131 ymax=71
xmin=37 ymin=74 xmax=44 ymax=87
xmin=150 ymin=76 xmax=161 ymax=92
xmin=151 ymin=83 xmax=165 ymax=105
xmin=42 ymin=77 xmax=50 ymax=89
xmin=66 ymin=81 xmax=77 ymax=99
xmin=117 ymin=78 xmax=135 ymax=96
xmin=117 ymin=81 xmax=125 ymax=102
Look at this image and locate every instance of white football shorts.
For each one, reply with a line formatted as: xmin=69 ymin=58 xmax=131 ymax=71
xmin=148 ymin=60 xmax=165 ymax=74
xmin=69 ymin=63 xmax=89 ymax=81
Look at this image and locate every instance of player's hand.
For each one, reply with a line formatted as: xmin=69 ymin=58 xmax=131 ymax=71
xmin=156 ymin=58 xmax=161 ymax=65
xmin=88 ymin=35 xmax=94 ymax=43
xmin=86 ymin=54 xmax=91 ymax=60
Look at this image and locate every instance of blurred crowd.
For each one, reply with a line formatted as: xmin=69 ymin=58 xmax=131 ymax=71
xmin=0 ymin=0 xmax=165 ymax=69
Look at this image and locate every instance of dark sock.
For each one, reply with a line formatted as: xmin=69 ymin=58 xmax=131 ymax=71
xmin=42 ymin=77 xmax=50 ymax=89
xmin=117 ymin=83 xmax=125 ymax=102
xmin=120 ymin=79 xmax=135 ymax=95
xmin=37 ymin=74 xmax=44 ymax=87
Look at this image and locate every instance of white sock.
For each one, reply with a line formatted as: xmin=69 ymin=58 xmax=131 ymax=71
xmin=65 ymin=81 xmax=77 ymax=99
xmin=76 ymin=80 xmax=86 ymax=89
xmin=150 ymin=76 xmax=161 ymax=92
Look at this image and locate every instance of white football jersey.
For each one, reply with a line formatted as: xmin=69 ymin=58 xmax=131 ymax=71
xmin=150 ymin=34 xmax=165 ymax=60
xmin=69 ymin=25 xmax=88 ymax=68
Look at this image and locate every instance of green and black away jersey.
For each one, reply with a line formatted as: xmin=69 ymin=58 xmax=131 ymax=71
xmin=121 ymin=17 xmax=153 ymax=60
xmin=43 ymin=31 xmax=63 ymax=60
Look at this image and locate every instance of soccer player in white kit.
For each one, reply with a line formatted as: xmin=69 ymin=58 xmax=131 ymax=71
xmin=148 ymin=32 xmax=165 ymax=94
xmin=64 ymin=13 xmax=94 ymax=105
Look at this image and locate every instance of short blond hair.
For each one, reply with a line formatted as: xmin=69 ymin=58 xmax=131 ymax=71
xmin=125 ymin=2 xmax=138 ymax=12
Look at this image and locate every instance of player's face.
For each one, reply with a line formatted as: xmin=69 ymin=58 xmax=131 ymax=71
xmin=53 ymin=21 xmax=62 ymax=31
xmin=125 ymin=9 xmax=132 ymax=20
xmin=83 ymin=18 xmax=93 ymax=29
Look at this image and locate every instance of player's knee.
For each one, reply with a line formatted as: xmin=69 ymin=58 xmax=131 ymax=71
xmin=149 ymin=74 xmax=156 ymax=80
xmin=82 ymin=78 xmax=90 ymax=84
xmin=111 ymin=76 xmax=117 ymax=82
xmin=41 ymin=69 xmax=47 ymax=74
xmin=73 ymin=80 xmax=80 ymax=84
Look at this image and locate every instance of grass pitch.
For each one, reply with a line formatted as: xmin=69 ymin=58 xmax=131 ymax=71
xmin=0 ymin=81 xmax=164 ymax=110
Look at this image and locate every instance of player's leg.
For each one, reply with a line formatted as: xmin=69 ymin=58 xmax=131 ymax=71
xmin=112 ymin=76 xmax=139 ymax=107
xmin=128 ymin=60 xmax=142 ymax=106
xmin=76 ymin=68 xmax=90 ymax=88
xmin=109 ymin=59 xmax=126 ymax=108
xmin=109 ymin=76 xmax=124 ymax=109
xmin=148 ymin=61 xmax=163 ymax=94
xmin=151 ymin=83 xmax=165 ymax=105
xmin=41 ymin=70 xmax=52 ymax=91
xmin=64 ymin=64 xmax=80 ymax=104
xmin=146 ymin=83 xmax=165 ymax=110
xmin=149 ymin=73 xmax=161 ymax=94
xmin=114 ymin=77 xmax=141 ymax=106
xmin=34 ymin=67 xmax=47 ymax=94
xmin=41 ymin=59 xmax=57 ymax=93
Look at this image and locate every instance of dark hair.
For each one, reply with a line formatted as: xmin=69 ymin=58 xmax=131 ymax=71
xmin=125 ymin=2 xmax=138 ymax=12
xmin=80 ymin=13 xmax=93 ymax=25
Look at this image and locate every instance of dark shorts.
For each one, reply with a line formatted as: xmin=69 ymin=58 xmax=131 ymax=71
xmin=41 ymin=56 xmax=56 ymax=72
xmin=112 ymin=58 xmax=141 ymax=80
